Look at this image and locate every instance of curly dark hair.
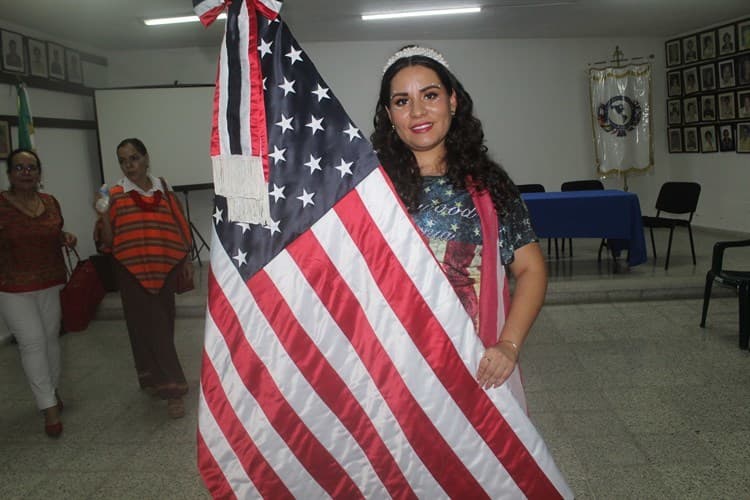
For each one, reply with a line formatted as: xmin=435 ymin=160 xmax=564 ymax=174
xmin=371 ymin=51 xmax=519 ymax=215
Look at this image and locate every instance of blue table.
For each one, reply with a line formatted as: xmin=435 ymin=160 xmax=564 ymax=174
xmin=521 ymin=190 xmax=647 ymax=266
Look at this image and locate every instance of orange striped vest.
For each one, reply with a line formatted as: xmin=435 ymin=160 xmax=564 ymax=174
xmin=109 ymin=184 xmax=191 ymax=293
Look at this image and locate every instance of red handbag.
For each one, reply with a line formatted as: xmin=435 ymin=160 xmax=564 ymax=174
xmin=60 ymin=248 xmax=106 ymax=332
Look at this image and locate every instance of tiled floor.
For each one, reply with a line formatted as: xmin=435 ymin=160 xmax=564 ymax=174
xmin=1 ymin=226 xmax=749 ymax=499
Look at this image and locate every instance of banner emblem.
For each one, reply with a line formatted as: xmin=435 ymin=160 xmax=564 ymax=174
xmin=597 ymin=95 xmax=642 ymax=137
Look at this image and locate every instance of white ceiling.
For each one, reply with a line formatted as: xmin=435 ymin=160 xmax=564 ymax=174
xmin=0 ymin=0 xmax=748 ymax=52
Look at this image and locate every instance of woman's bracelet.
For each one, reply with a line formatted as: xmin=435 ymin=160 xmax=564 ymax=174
xmin=498 ymin=339 xmax=520 ymax=357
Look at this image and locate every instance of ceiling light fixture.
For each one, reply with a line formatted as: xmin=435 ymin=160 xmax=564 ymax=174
xmin=361 ymin=7 xmax=481 ymax=21
xmin=144 ymin=13 xmax=226 ymax=26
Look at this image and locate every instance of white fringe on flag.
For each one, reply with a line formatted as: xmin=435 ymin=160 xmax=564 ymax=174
xmin=212 ymin=155 xmax=270 ymax=224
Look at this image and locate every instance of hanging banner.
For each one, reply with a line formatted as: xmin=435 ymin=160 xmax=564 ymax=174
xmin=589 ymin=63 xmax=653 ymax=176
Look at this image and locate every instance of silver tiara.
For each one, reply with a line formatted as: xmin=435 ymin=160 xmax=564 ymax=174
xmin=382 ymin=46 xmax=450 ymax=74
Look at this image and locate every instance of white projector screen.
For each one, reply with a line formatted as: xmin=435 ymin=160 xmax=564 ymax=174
xmin=95 ymin=85 xmax=215 ymax=188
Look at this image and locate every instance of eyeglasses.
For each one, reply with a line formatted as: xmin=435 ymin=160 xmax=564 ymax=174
xmin=13 ymin=164 xmax=40 ymax=173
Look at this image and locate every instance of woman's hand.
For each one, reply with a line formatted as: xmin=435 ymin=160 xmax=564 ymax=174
xmin=476 ymin=341 xmax=518 ymax=389
xmin=62 ymin=231 xmax=77 ymax=248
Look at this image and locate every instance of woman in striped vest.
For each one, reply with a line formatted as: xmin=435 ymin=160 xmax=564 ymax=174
xmin=96 ymin=138 xmax=193 ymax=419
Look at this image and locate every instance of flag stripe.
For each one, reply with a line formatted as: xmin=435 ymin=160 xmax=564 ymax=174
xmin=349 ymin=172 xmax=565 ymax=498
xmin=204 ymin=252 xmax=331 ymax=499
xmin=206 ymin=268 xmax=363 ymax=498
xmin=200 ymin=345 xmax=292 ymax=499
xmin=264 ymin=250 xmax=447 ymax=498
xmin=249 ymin=269 xmax=416 ymax=499
xmin=196 ymin=433 xmax=237 ymax=500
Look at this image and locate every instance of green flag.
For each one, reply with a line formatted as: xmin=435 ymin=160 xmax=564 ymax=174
xmin=16 ymin=83 xmax=35 ymax=150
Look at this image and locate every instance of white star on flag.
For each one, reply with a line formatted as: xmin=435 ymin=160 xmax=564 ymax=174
xmin=269 ymin=183 xmax=286 ymax=202
xmin=304 ymin=155 xmax=322 ymax=174
xmin=236 ymin=222 xmax=251 ymax=234
xmin=286 ymin=46 xmax=303 ymax=65
xmin=269 ymin=145 xmax=287 ymax=164
xmin=334 ymin=158 xmax=353 ymax=177
xmin=344 ymin=123 xmax=360 ymax=141
xmin=264 ymin=218 xmax=281 ymax=235
xmin=297 ymin=189 xmax=315 ymax=207
xmin=306 ymin=115 xmax=324 ymax=135
xmin=275 ymin=114 xmax=294 ymax=133
xmin=311 ymin=84 xmax=330 ymax=102
xmin=278 ymin=77 xmax=296 ymax=96
xmin=212 ymin=207 xmax=223 ymax=224
xmin=258 ymin=39 xmax=272 ymax=57
xmin=233 ymin=249 xmax=248 ymax=266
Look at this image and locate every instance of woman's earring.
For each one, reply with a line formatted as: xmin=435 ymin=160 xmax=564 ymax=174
xmin=391 ymin=124 xmax=395 ymax=130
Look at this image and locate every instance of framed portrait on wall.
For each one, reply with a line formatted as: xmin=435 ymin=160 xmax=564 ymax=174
xmin=667 ymin=70 xmax=682 ymax=97
xmin=737 ymin=53 xmax=750 ymax=86
xmin=47 ymin=42 xmax=65 ymax=80
xmin=682 ymin=66 xmax=699 ymax=94
xmin=718 ymin=124 xmax=735 ymax=152
xmin=684 ymin=127 xmax=699 ymax=152
xmin=737 ymin=122 xmax=750 ymax=153
xmin=683 ymin=96 xmax=699 ymax=123
xmin=737 ymin=19 xmax=750 ymax=51
xmin=682 ymin=35 xmax=699 ymax=64
xmin=700 ymin=95 xmax=716 ymax=121
xmin=718 ymin=91 xmax=736 ymax=120
xmin=699 ymin=125 xmax=718 ymax=153
xmin=668 ymin=99 xmax=682 ymax=125
xmin=666 ymin=39 xmax=681 ymax=67
xmin=668 ymin=127 xmax=683 ymax=153
xmin=1 ymin=30 xmax=25 ymax=73
xmin=699 ymin=31 xmax=716 ymax=60
xmin=0 ymin=120 xmax=10 ymax=159
xmin=738 ymin=90 xmax=750 ymax=119
xmin=699 ymin=63 xmax=716 ymax=91
xmin=718 ymin=24 xmax=736 ymax=56
xmin=65 ymin=49 xmax=82 ymax=83
xmin=27 ymin=38 xmax=48 ymax=78
xmin=718 ymin=59 xmax=735 ymax=88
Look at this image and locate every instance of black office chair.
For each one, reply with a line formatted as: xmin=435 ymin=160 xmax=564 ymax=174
xmin=516 ymin=183 xmax=555 ymax=256
xmin=641 ymin=182 xmax=701 ymax=270
xmin=559 ymin=180 xmax=606 ymax=259
xmin=700 ymin=239 xmax=750 ymax=349
xmin=516 ymin=183 xmax=545 ymax=193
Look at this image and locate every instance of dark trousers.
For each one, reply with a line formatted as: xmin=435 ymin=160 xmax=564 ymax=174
xmin=116 ymin=262 xmax=188 ymax=399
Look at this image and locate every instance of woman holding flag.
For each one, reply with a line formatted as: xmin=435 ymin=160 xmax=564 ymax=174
xmin=372 ymin=45 xmax=547 ymax=398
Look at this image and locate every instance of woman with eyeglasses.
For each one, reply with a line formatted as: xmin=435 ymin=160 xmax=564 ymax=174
xmin=0 ymin=148 xmax=77 ymax=437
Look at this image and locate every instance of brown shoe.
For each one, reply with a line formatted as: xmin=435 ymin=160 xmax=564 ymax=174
xmin=167 ymin=398 xmax=185 ymax=419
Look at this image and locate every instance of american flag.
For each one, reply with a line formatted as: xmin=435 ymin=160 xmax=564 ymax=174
xmin=194 ymin=1 xmax=572 ymax=498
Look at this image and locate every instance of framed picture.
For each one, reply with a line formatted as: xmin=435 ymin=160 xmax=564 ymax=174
xmin=718 ymin=124 xmax=735 ymax=152
xmin=683 ymin=96 xmax=699 ymax=124
xmin=699 ymin=125 xmax=718 ymax=153
xmin=718 ymin=91 xmax=736 ymax=120
xmin=718 ymin=24 xmax=736 ymax=56
xmin=668 ymin=127 xmax=683 ymax=153
xmin=737 ymin=122 xmax=750 ymax=153
xmin=683 ymin=35 xmax=699 ymax=64
xmin=0 ymin=120 xmax=10 ymax=159
xmin=738 ymin=19 xmax=750 ymax=51
xmin=667 ymin=70 xmax=682 ymax=97
xmin=667 ymin=99 xmax=682 ymax=125
xmin=666 ymin=39 xmax=681 ymax=67
xmin=682 ymin=66 xmax=699 ymax=94
xmin=26 ymin=38 xmax=48 ymax=78
xmin=718 ymin=59 xmax=736 ymax=88
xmin=738 ymin=90 xmax=750 ymax=119
xmin=699 ymin=31 xmax=716 ymax=60
xmin=699 ymin=63 xmax=716 ymax=91
xmin=65 ymin=49 xmax=82 ymax=83
xmin=700 ymin=95 xmax=716 ymax=121
xmin=47 ymin=42 xmax=65 ymax=80
xmin=1 ymin=29 xmax=25 ymax=73
xmin=684 ymin=127 xmax=699 ymax=152
xmin=736 ymin=53 xmax=750 ymax=86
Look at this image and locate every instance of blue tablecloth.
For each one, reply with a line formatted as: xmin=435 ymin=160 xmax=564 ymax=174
xmin=521 ymin=190 xmax=647 ymax=266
